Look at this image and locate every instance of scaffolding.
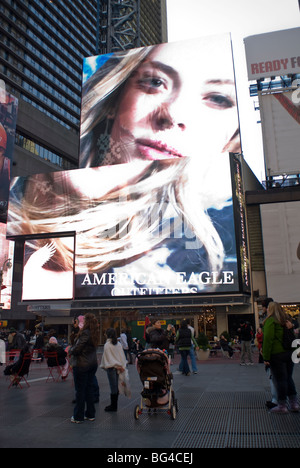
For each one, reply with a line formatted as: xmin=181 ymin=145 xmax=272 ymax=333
xmin=97 ymin=0 xmax=140 ymax=54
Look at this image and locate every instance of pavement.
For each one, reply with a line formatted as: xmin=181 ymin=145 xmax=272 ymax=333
xmin=0 ymin=350 xmax=300 ymax=450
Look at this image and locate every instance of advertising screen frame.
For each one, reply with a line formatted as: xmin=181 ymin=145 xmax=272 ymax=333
xmin=6 ymin=35 xmax=251 ymax=305
xmin=6 ymin=153 xmax=250 ymax=303
xmin=244 ymin=27 xmax=300 ymax=81
xmin=260 ymin=201 xmax=300 ymax=303
xmin=0 ymin=89 xmax=18 ymax=224
xmin=258 ymin=90 xmax=300 ymax=178
xmin=22 ymin=234 xmax=75 ymax=301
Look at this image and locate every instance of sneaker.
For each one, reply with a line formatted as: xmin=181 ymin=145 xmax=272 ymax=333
xmin=193 ymin=371 xmax=198 ymax=374
xmin=270 ymin=404 xmax=288 ymax=414
xmin=84 ymin=417 xmax=95 ymax=421
xmin=289 ymin=397 xmax=300 ymax=412
xmin=71 ymin=416 xmax=84 ymax=424
xmin=240 ymin=363 xmax=246 ymax=366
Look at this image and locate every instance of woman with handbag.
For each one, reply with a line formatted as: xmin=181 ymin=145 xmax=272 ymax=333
xmin=100 ymin=328 xmax=127 ymax=412
xmin=263 ymin=302 xmax=299 ymax=413
xmin=69 ymin=313 xmax=99 ymax=423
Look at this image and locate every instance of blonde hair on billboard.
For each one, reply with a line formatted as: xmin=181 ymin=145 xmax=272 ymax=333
xmin=9 ymin=153 xmax=229 ymax=274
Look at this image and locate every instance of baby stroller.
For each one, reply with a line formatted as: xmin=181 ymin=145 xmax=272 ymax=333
xmin=134 ymin=348 xmax=178 ymax=420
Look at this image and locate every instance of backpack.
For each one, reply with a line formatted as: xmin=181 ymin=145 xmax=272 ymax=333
xmin=282 ymin=327 xmax=295 ymax=350
xmin=241 ymin=323 xmax=252 ymax=341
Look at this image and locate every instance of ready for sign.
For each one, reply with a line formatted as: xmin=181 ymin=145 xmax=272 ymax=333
xmin=251 ymin=56 xmax=300 ymax=75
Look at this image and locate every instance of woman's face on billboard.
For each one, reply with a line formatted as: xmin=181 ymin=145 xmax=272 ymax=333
xmin=110 ymin=39 xmax=240 ymax=164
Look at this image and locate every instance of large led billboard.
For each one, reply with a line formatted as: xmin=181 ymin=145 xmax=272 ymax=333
xmin=244 ymin=28 xmax=300 ymax=81
xmin=0 ymin=223 xmax=14 ymax=309
xmin=259 ymin=90 xmax=300 ymax=177
xmin=22 ymin=236 xmax=74 ymax=301
xmin=7 ymin=35 xmax=250 ymax=301
xmin=7 ymin=156 xmax=249 ymax=299
xmin=261 ymin=201 xmax=300 ymax=303
xmin=0 ymin=89 xmax=18 ymax=223
xmin=79 ymin=34 xmax=241 ymax=168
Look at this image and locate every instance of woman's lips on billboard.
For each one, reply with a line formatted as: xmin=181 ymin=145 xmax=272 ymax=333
xmin=136 ymin=139 xmax=185 ymax=160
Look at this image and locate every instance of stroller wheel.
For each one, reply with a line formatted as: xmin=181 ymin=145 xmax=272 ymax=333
xmin=170 ymin=404 xmax=177 ymax=420
xmin=175 ymin=398 xmax=179 ymax=412
xmin=134 ymin=405 xmax=141 ymax=420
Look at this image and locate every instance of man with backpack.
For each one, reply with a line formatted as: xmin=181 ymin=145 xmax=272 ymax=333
xmin=238 ymin=320 xmax=254 ymax=365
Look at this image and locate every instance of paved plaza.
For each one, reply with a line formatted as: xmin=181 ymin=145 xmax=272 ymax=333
xmin=0 ymin=351 xmax=299 ymax=449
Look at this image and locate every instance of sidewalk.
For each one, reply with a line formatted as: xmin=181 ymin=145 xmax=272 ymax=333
xmin=0 ymin=352 xmax=299 ymax=448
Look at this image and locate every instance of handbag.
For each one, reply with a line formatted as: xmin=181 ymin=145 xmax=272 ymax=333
xmin=282 ymin=326 xmax=295 ymax=350
xmin=118 ymin=368 xmax=132 ymax=398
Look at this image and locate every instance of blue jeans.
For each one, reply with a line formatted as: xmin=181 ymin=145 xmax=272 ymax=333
xmin=106 ymin=367 xmax=119 ymax=394
xmin=179 ymin=350 xmax=191 ymax=375
xmin=73 ymin=365 xmax=98 ymax=421
xmin=189 ymin=346 xmax=198 ymax=372
xmin=179 ymin=347 xmax=197 ymax=372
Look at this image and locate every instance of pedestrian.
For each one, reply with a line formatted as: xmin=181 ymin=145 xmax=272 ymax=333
xmin=175 ymin=319 xmax=199 ymax=376
xmin=100 ymin=328 xmax=127 ymax=412
xmin=126 ymin=328 xmax=133 ymax=364
xmin=119 ymin=328 xmax=129 ymax=362
xmin=132 ymin=338 xmax=144 ymax=357
xmin=255 ymin=327 xmax=264 ymax=363
xmin=9 ymin=327 xmax=26 ymax=351
xmin=69 ymin=313 xmax=99 ymax=423
xmin=147 ymin=320 xmax=169 ymax=351
xmin=178 ymin=320 xmax=198 ymax=373
xmin=46 ymin=337 xmax=70 ymax=380
xmin=263 ymin=301 xmax=299 ymax=413
xmin=238 ymin=320 xmax=254 ymax=365
xmin=264 ymin=362 xmax=278 ymax=410
xmin=4 ymin=343 xmax=31 ymax=386
xmin=187 ymin=320 xmax=198 ymax=373
xmin=145 ymin=323 xmax=154 ymax=349
xmin=260 ymin=297 xmax=273 ymax=326
xmin=166 ymin=324 xmax=176 ymax=363
xmin=33 ymin=329 xmax=45 ymax=362
xmin=220 ymin=334 xmax=234 ymax=358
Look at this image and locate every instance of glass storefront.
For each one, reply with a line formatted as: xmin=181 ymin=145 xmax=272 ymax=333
xmin=197 ymin=308 xmax=217 ymax=340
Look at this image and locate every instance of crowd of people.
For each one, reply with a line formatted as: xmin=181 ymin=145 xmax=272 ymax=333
xmin=1 ymin=304 xmax=299 ymax=419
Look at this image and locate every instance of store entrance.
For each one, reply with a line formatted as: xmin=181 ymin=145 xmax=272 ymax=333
xmin=227 ymin=314 xmax=256 ymax=340
xmin=197 ymin=308 xmax=217 ymax=340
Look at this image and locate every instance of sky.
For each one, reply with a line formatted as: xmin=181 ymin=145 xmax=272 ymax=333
xmin=166 ymin=0 xmax=300 ymax=181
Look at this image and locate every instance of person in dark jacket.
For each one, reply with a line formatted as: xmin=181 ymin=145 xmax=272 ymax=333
xmin=148 ymin=320 xmax=169 ymax=351
xmin=219 ymin=334 xmax=234 ymax=358
xmin=237 ymin=320 xmax=254 ymax=365
xmin=45 ymin=337 xmax=71 ymax=379
xmin=33 ymin=329 xmax=45 ymax=362
xmin=69 ymin=313 xmax=99 ymax=423
xmin=4 ymin=343 xmax=31 ymax=386
xmin=46 ymin=337 xmax=67 ymax=366
xmin=9 ymin=328 xmax=26 ymax=351
xmin=176 ymin=320 xmax=198 ymax=376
